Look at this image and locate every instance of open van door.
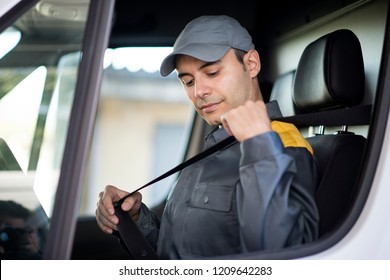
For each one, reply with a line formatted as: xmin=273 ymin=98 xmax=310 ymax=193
xmin=0 ymin=0 xmax=115 ymax=259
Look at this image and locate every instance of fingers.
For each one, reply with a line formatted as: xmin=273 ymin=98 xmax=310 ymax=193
xmin=125 ymin=192 xmax=142 ymax=220
xmin=96 ymin=185 xmax=142 ymax=235
xmin=220 ymin=114 xmax=232 ymax=136
xmin=96 ymin=200 xmax=117 ymax=234
xmin=220 ymin=100 xmax=271 ymax=142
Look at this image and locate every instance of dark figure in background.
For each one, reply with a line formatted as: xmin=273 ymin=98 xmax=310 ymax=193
xmin=0 ymin=200 xmax=47 ymax=259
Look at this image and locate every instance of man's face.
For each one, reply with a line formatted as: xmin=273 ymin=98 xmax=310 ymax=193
xmin=176 ymin=49 xmax=259 ymax=126
xmin=0 ymin=215 xmax=25 ymax=229
xmin=0 ymin=215 xmax=40 ymax=254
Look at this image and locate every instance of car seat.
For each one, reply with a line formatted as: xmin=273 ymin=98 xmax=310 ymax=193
xmin=272 ymin=29 xmax=371 ymax=237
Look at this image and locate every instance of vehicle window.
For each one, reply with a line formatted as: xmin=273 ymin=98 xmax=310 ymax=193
xmin=79 ymin=47 xmax=194 ymax=215
xmin=0 ymin=0 xmax=90 ymax=259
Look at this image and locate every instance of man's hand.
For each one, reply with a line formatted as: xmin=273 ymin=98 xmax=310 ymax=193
xmin=95 ymin=185 xmax=142 ymax=234
xmin=221 ymin=100 xmax=272 ymax=142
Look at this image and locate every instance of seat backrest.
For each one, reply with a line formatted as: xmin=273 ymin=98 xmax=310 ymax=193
xmin=269 ymin=70 xmax=296 ymax=117
xmin=292 ymin=29 xmax=368 ymax=237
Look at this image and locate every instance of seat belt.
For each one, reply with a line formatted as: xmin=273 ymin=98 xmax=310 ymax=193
xmin=112 ymin=103 xmax=372 ymax=259
xmin=113 ymin=135 xmax=237 ymax=259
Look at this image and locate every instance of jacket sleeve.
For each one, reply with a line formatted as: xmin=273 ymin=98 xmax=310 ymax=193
xmin=236 ymin=131 xmax=319 ymax=251
xmin=135 ymin=203 xmax=161 ymax=250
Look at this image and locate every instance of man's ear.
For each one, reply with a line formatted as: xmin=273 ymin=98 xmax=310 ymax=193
xmin=245 ymin=49 xmax=261 ymax=78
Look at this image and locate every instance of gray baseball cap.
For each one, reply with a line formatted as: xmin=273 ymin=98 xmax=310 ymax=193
xmin=160 ymin=15 xmax=254 ymax=77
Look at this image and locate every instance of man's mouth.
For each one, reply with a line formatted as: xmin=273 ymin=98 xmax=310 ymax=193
xmin=199 ymin=102 xmax=221 ymax=113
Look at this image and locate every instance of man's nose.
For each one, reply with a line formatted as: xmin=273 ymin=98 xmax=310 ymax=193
xmin=194 ymin=78 xmax=209 ymax=98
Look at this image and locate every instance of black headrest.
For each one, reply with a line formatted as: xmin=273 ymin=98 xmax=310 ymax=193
xmin=293 ymin=29 xmax=365 ymax=112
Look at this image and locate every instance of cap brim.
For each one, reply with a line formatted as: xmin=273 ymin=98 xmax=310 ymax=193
xmin=160 ymin=44 xmax=231 ymax=77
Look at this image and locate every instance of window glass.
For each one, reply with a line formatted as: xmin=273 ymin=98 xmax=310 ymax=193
xmin=0 ymin=1 xmax=90 ymax=259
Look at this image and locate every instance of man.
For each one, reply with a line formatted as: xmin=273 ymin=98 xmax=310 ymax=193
xmin=0 ymin=200 xmax=43 ymax=259
xmin=96 ymin=15 xmax=319 ymax=259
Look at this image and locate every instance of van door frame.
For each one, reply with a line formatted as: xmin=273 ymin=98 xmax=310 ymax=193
xmin=43 ymin=0 xmax=115 ymax=259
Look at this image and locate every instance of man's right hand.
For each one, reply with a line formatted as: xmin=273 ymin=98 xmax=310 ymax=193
xmin=95 ymin=185 xmax=142 ymax=234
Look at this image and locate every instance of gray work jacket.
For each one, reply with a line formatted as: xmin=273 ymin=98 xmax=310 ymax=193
xmin=136 ymin=101 xmax=319 ymax=259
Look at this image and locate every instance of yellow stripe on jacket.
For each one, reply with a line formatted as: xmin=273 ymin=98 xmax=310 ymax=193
xmin=271 ymin=121 xmax=313 ymax=155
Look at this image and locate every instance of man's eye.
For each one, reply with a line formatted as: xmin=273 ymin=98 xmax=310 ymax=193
xmin=207 ymin=71 xmax=218 ymax=77
xmin=182 ymin=79 xmax=194 ymax=87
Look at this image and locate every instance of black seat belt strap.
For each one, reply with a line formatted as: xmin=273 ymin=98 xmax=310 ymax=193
xmin=112 ymin=135 xmax=237 ymax=259
xmin=114 ymin=135 xmax=237 ymax=206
